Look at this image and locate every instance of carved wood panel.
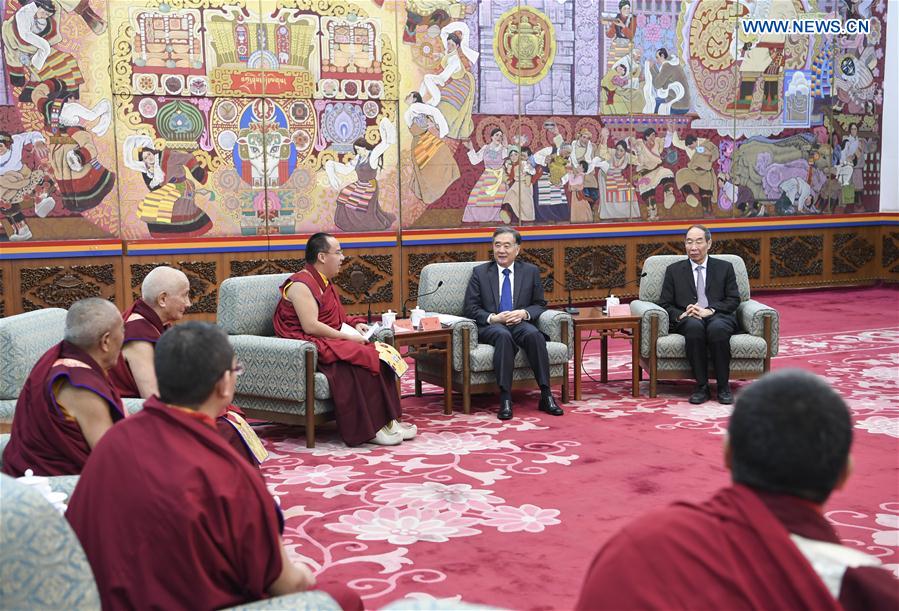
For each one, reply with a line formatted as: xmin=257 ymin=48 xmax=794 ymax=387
xmin=713 ymin=239 xmax=761 ymax=279
xmin=564 ymin=245 xmax=626 ymax=291
xmin=832 ymin=232 xmax=875 ymax=275
xmin=20 ymin=264 xmax=116 ymax=312
xmin=635 ymin=241 xmax=683 ymax=276
xmin=333 ymin=254 xmax=394 ymax=306
xmin=0 ymin=269 xmax=4 ymax=317
xmin=229 ymin=258 xmax=304 ymax=277
xmin=770 ymin=236 xmax=824 ymax=278
xmin=130 ymin=261 xmax=218 ymax=314
xmin=882 ymin=232 xmax=899 ymax=274
xmin=406 ymin=250 xmax=477 ymax=300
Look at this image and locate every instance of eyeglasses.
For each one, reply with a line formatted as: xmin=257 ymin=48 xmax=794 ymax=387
xmin=685 ymin=239 xmax=707 ymax=246
xmin=326 ymin=250 xmax=344 ymax=257
xmin=230 ymin=361 xmax=245 ymax=376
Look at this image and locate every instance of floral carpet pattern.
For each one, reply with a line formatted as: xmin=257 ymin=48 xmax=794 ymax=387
xmin=253 ymin=287 xmax=899 ymax=610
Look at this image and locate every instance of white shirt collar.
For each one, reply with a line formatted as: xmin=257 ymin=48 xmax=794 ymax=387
xmin=690 ymin=257 xmax=709 ymax=271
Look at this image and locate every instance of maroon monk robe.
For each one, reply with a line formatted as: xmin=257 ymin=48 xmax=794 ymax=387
xmin=107 ymin=297 xmax=259 ymax=467
xmin=576 ymin=485 xmax=898 ymax=610
xmin=67 ymin=396 xmax=277 ymax=609
xmin=1 ymin=341 xmax=125 ymax=477
xmin=273 ymin=265 xmax=401 ymax=445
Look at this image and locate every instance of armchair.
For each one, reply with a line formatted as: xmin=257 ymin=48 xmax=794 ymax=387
xmin=413 ymin=262 xmax=572 ymax=414
xmin=629 ymin=255 xmax=779 ymax=397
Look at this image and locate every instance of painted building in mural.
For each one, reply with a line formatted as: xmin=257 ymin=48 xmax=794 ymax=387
xmin=0 ymin=0 xmax=888 ymax=242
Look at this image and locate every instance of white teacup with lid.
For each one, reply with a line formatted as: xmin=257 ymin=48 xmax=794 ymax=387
xmin=410 ymin=306 xmax=425 ymax=329
xmin=382 ymin=309 xmax=396 ymax=329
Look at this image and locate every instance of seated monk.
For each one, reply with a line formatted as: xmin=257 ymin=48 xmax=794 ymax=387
xmin=273 ymin=232 xmax=414 ymax=446
xmin=107 ymin=265 xmax=265 ymax=467
xmin=66 ymin=322 xmax=362 ymax=610
xmin=2 ymin=298 xmax=125 ymax=476
xmin=576 ymin=369 xmax=899 ymax=610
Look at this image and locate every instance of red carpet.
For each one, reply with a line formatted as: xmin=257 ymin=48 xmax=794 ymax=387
xmin=256 ymin=286 xmax=899 ymax=609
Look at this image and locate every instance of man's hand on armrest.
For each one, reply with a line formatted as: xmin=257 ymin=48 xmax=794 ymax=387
xmin=268 ymin=540 xmax=316 ymax=597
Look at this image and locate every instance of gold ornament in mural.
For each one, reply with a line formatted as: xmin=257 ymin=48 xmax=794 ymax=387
xmin=689 ymin=0 xmax=736 ymax=72
xmin=493 ymin=6 xmax=555 ymax=86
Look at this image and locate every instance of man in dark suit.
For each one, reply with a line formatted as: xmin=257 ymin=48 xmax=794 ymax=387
xmin=659 ymin=225 xmax=740 ymax=405
xmin=463 ymin=226 xmax=564 ymax=420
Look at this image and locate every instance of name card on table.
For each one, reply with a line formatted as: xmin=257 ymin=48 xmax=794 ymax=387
xmin=393 ymin=319 xmax=414 ymax=333
xmin=419 ymin=316 xmax=442 ymax=331
xmin=608 ymin=304 xmax=632 ymax=317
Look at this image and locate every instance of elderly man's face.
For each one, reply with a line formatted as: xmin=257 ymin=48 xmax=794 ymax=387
xmin=493 ymin=232 xmax=520 ymax=268
xmin=685 ymin=227 xmax=710 ymax=263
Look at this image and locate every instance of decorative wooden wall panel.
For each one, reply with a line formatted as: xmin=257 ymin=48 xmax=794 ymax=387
xmin=130 ymin=260 xmax=219 ymax=315
xmin=0 ymin=267 xmax=5 ymax=317
xmin=19 ymin=263 xmax=118 ymax=312
xmin=832 ymin=232 xmax=875 ymax=275
xmin=564 ymin=245 xmax=626 ymax=292
xmin=770 ymin=236 xmax=824 ymax=279
xmin=883 ymin=232 xmax=899 ymax=275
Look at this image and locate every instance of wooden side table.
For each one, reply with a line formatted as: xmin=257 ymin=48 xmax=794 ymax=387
xmin=391 ymin=326 xmax=454 ymax=415
xmin=570 ymin=307 xmax=641 ymax=399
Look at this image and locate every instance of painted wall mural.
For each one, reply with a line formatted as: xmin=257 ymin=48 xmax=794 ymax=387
xmin=0 ymin=0 xmax=889 ymax=242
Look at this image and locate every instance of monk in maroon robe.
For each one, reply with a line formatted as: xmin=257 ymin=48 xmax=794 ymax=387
xmin=2 ymin=298 xmax=125 ymax=476
xmin=108 ymin=265 xmax=262 ymax=467
xmin=273 ymin=232 xmax=413 ymax=446
xmin=576 ymin=370 xmax=898 ymax=611
xmin=67 ymin=322 xmax=362 ymax=611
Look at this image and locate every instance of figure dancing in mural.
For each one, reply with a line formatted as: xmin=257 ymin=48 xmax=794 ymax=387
xmin=0 ymin=131 xmax=58 ymax=241
xmin=2 ymin=0 xmax=106 ymax=102
xmin=670 ymin=127 xmax=720 ymax=215
xmin=500 ymin=146 xmax=535 ymax=224
xmin=404 ymin=92 xmax=460 ymax=205
xmin=32 ymin=80 xmax=114 ymax=213
xmin=325 ymin=118 xmax=396 ymax=232
xmin=601 ymin=53 xmax=645 ymax=114
xmin=461 ymin=127 xmax=509 ymax=224
xmin=419 ymin=22 xmax=478 ymax=140
xmin=567 ymin=161 xmax=594 ymax=223
xmin=570 ymin=128 xmax=610 ymax=215
xmin=529 ymin=121 xmax=571 ymax=223
xmin=123 ymin=135 xmax=213 ymax=237
xmin=628 ymin=128 xmax=674 ymax=221
xmin=600 ymin=138 xmax=640 ymax=220
xmin=835 ymin=124 xmax=866 ymax=209
xmin=644 ymin=48 xmax=690 ymax=115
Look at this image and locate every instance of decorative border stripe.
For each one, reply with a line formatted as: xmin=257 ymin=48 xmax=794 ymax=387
xmin=1 ymin=240 xmax=122 ymax=260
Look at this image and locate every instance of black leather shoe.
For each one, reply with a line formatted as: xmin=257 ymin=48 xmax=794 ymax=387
xmin=717 ymin=385 xmax=734 ymax=405
xmin=538 ymin=394 xmax=564 ymax=416
xmin=498 ymin=399 xmax=513 ymax=420
xmin=689 ymin=385 xmax=711 ymax=405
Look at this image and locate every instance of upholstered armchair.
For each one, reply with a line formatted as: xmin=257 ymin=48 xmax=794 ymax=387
xmin=0 ymin=308 xmax=67 ymax=432
xmin=413 ymin=262 xmax=572 ymax=414
xmin=629 ymin=255 xmax=780 ymax=397
xmin=217 ymin=273 xmax=393 ymax=447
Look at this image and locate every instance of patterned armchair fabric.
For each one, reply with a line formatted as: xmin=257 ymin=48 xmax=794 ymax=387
xmin=0 ymin=309 xmax=67 ymax=424
xmin=630 ymin=254 xmax=779 ymax=397
xmin=0 ymin=474 xmax=100 ymax=610
xmin=416 ymin=262 xmax=572 ymax=413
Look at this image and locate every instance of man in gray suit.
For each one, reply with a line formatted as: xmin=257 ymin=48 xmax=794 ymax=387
xmin=463 ymin=227 xmax=563 ymax=420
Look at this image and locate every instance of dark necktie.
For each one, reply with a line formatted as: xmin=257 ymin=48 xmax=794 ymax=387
xmin=695 ymin=265 xmax=708 ymax=309
xmin=500 ymin=268 xmax=512 ymax=312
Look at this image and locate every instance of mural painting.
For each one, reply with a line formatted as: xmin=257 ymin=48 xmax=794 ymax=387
xmin=0 ymin=0 xmax=889 ymax=241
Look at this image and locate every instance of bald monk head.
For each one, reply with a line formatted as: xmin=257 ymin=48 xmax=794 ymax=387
xmin=141 ymin=266 xmax=191 ymax=324
xmin=64 ymin=297 xmax=125 ymax=370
